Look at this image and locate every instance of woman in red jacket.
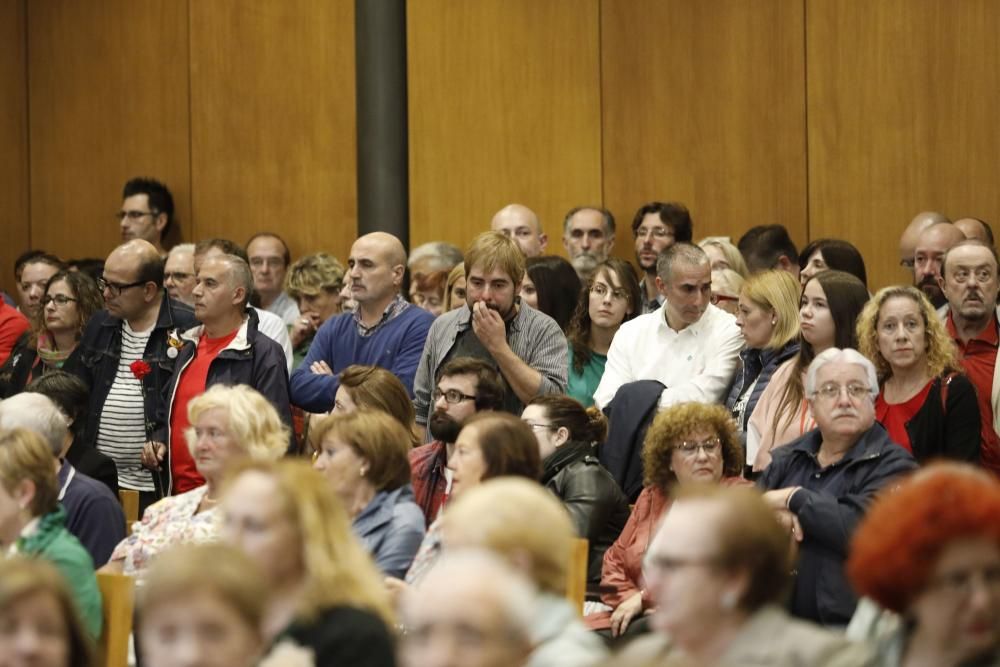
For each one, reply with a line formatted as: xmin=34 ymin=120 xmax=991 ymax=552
xmin=585 ymin=402 xmax=748 ymax=639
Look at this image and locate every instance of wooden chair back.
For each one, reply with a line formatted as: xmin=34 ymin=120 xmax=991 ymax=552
xmin=118 ymin=489 xmax=139 ymax=536
xmin=565 ymin=537 xmax=589 ymax=615
xmin=96 ymin=572 xmax=134 ymax=667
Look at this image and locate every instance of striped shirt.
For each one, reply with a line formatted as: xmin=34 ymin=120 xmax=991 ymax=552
xmin=95 ymin=322 xmax=154 ymax=491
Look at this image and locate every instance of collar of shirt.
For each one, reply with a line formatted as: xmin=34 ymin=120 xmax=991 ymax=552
xmin=353 ymin=293 xmax=408 ymax=337
xmin=658 ymin=303 xmax=712 ymax=336
xmin=946 ymin=310 xmax=1000 ymax=348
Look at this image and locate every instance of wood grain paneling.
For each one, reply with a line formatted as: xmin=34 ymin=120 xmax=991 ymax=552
xmin=27 ymin=0 xmax=191 ymax=259
xmin=189 ymin=0 xmax=356 ymax=265
xmin=807 ymin=0 xmax=1000 ymax=290
xmin=407 ymin=0 xmax=603 ymax=254
xmin=601 ymin=0 xmax=808 ymax=259
xmin=0 ymin=0 xmax=29 ymax=293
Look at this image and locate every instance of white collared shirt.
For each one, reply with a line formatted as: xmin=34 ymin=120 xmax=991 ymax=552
xmin=593 ymin=303 xmax=744 ymax=410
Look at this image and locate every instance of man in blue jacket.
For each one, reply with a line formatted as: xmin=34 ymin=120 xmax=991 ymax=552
xmin=291 ymin=232 xmax=434 ymax=412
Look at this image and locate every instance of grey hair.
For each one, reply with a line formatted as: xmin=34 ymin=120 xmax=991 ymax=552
xmin=656 ymin=242 xmax=709 ymax=282
xmin=408 ymin=242 xmax=464 ymax=273
xmin=805 ymin=347 xmax=879 ymax=399
xmin=168 ymin=243 xmax=195 ymax=259
xmin=211 ymin=253 xmax=254 ymax=308
xmin=403 ymin=549 xmax=536 ymax=644
xmin=0 ymin=393 xmax=69 ymax=457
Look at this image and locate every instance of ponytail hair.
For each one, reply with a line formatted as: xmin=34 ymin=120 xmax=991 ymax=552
xmin=527 ymin=394 xmax=607 ymax=444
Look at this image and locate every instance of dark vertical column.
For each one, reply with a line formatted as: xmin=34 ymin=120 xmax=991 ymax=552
xmin=355 ymin=0 xmax=408 ymax=246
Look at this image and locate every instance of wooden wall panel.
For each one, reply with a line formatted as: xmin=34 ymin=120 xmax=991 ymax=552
xmin=27 ymin=0 xmax=191 ymax=259
xmin=0 ymin=0 xmax=29 ymax=294
xmin=807 ymin=0 xmax=1000 ymax=290
xmin=601 ymin=0 xmax=808 ymax=260
xmin=189 ymin=0 xmax=356 ymax=265
xmin=407 ymin=0 xmax=603 ymax=254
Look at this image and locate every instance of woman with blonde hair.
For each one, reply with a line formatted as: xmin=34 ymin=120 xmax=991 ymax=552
xmin=105 ymin=384 xmax=288 ymax=577
xmin=857 ymin=285 xmax=980 ymax=462
xmin=284 ymin=253 xmax=345 ymax=368
xmin=725 ymin=270 xmax=801 ymax=471
xmin=444 ymin=477 xmax=609 ymax=667
xmin=443 ymin=263 xmax=466 ymax=312
xmin=698 ymin=236 xmax=749 ymax=277
xmin=0 ymin=429 xmax=102 ymax=638
xmin=311 ymin=409 xmax=425 ymax=577
xmin=221 ymin=459 xmax=396 ymax=666
xmin=0 ymin=557 xmax=96 ymax=667
xmin=139 ymin=543 xmax=268 ymax=667
xmin=332 ymin=364 xmax=420 ymax=447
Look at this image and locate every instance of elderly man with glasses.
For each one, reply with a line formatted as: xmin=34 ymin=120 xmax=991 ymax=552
xmin=71 ymin=239 xmax=197 ymax=515
xmin=758 ymin=347 xmax=917 ymax=627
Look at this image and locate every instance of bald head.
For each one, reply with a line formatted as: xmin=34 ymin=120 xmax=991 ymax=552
xmin=900 ymin=211 xmax=950 ymax=269
xmin=955 ymin=217 xmax=994 ymax=246
xmin=914 ymin=223 xmax=966 ymax=308
xmin=108 ymin=239 xmax=161 ymax=268
xmin=347 ymin=233 xmax=406 ymax=311
xmin=491 ymin=204 xmax=546 ymax=257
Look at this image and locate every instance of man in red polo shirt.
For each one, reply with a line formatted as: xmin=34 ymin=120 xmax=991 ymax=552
xmin=940 ymin=239 xmax=1000 ymax=474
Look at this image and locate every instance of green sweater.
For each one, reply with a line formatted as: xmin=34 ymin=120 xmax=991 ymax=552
xmin=19 ymin=506 xmax=103 ymax=638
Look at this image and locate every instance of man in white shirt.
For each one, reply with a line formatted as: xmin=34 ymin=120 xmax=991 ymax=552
xmin=246 ymin=232 xmax=300 ymax=327
xmin=593 ymin=243 xmax=743 ymax=410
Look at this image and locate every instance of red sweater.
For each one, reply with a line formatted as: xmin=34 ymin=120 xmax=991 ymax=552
xmin=0 ymin=302 xmax=29 ymax=367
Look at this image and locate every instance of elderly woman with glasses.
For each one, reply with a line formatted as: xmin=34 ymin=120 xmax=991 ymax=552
xmin=585 ymin=402 xmax=748 ymax=639
xmin=565 ymin=258 xmax=642 ymax=407
xmin=759 ymin=348 xmax=918 ymax=627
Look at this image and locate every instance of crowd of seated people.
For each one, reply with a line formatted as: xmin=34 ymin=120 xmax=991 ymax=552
xmin=2 ymin=180 xmax=1000 ymax=666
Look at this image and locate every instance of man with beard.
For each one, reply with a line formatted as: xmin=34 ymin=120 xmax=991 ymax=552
xmin=940 ymin=240 xmax=1000 ymax=474
xmin=631 ymin=202 xmax=692 ymax=314
xmin=409 ymin=357 xmax=504 ymax=525
xmin=914 ymin=222 xmax=965 ymax=309
xmin=898 ymin=211 xmax=949 ymax=276
xmin=562 ymin=206 xmax=615 ymax=280
xmin=413 ymin=231 xmax=567 ymax=429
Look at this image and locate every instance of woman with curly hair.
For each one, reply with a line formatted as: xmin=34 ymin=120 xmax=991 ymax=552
xmin=565 ymin=258 xmax=641 ymax=407
xmin=847 ymin=463 xmax=1000 ymax=666
xmin=857 ymin=286 xmax=980 ymax=463
xmin=0 ymin=269 xmax=102 ymax=397
xmin=584 ymin=402 xmax=747 ymax=639
xmin=283 ymin=253 xmax=345 ymax=369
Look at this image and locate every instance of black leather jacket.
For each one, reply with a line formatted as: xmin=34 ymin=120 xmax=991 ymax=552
xmin=543 ymin=440 xmax=631 ymax=584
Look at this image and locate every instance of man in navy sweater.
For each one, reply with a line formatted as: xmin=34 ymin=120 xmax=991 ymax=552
xmin=290 ymin=232 xmax=434 ymax=412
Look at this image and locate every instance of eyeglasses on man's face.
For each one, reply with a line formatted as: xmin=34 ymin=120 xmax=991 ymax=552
xmin=432 ymin=388 xmax=476 ymax=405
xmin=115 ymin=210 xmax=157 ymax=223
xmin=811 ymin=382 xmax=871 ymax=402
xmin=97 ymin=276 xmax=147 ymax=298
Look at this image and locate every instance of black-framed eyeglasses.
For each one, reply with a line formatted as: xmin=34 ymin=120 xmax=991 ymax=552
xmin=432 ymin=388 xmax=477 ymax=404
xmin=97 ymin=277 xmax=147 ymax=298
xmin=41 ymin=295 xmax=78 ymax=307
xmin=899 ymin=258 xmax=916 ymax=270
xmin=115 ymin=210 xmax=157 ymax=222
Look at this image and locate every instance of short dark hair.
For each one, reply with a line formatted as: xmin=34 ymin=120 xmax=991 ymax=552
xmin=26 ymin=371 xmax=89 ymax=441
xmin=461 ymin=412 xmax=541 ymax=481
xmin=246 ymin=232 xmax=291 ymax=267
xmin=123 ymin=177 xmax=174 ymax=237
xmin=66 ymin=258 xmax=105 ymax=283
xmin=194 ymin=239 xmax=250 ymax=264
xmin=14 ymin=251 xmax=64 ymax=282
xmin=563 ymin=206 xmax=616 ymax=236
xmin=524 ymin=256 xmax=582 ymax=332
xmin=798 ymin=239 xmax=868 ymax=287
xmin=436 ymin=357 xmax=505 ymax=411
xmin=737 ymin=224 xmax=798 ymax=273
xmin=630 ymin=202 xmax=693 ymax=243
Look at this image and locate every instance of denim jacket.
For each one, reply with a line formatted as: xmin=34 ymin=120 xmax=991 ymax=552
xmin=69 ymin=295 xmax=197 ymax=449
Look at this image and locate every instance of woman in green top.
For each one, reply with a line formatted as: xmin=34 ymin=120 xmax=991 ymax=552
xmin=0 ymin=428 xmax=102 ymax=638
xmin=565 ymin=258 xmax=642 ymax=407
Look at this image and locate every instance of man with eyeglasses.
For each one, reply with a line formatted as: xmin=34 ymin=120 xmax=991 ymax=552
xmin=593 ymin=243 xmax=742 ymax=411
xmin=914 ymin=222 xmax=966 ymax=309
xmin=118 ymin=177 xmax=174 ymax=256
xmin=246 ymin=232 xmax=300 ymax=327
xmin=72 ymin=240 xmax=197 ymax=515
xmin=409 ymin=357 xmax=505 ymax=526
xmin=759 ymin=348 xmax=916 ymax=626
xmin=939 ymin=240 xmax=1000 ymax=474
xmin=631 ymin=201 xmax=692 ymax=314
xmin=163 ymin=243 xmax=196 ymax=306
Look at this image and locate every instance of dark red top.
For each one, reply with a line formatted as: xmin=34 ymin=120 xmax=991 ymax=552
xmin=947 ymin=312 xmax=1000 ymax=474
xmin=875 ymin=380 xmax=934 ymax=453
xmin=0 ymin=302 xmax=29 ymax=367
xmin=169 ymin=330 xmax=238 ymax=493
